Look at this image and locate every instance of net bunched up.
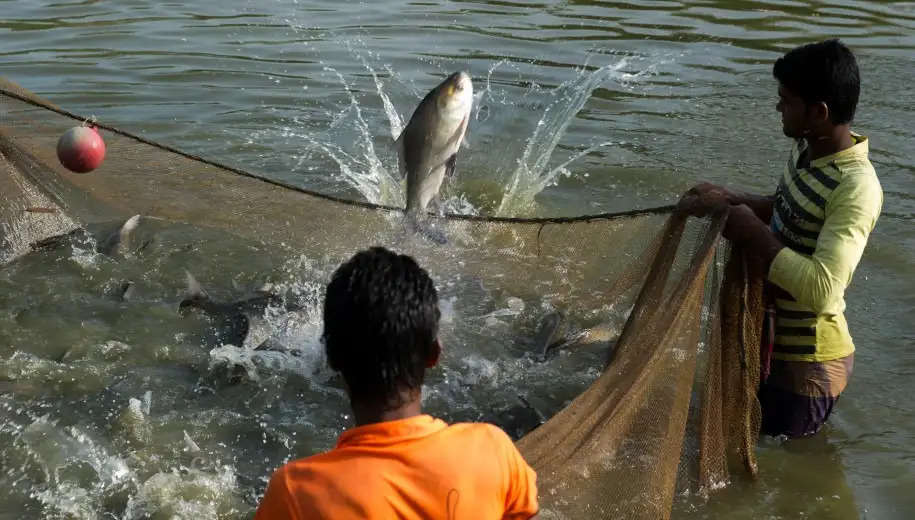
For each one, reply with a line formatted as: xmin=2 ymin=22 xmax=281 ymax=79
xmin=0 ymin=77 xmax=762 ymax=519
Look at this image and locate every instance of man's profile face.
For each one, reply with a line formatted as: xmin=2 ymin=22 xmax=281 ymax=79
xmin=775 ymin=83 xmax=810 ymax=139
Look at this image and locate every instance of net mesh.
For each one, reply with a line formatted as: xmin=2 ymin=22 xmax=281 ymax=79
xmin=0 ymin=77 xmax=762 ymax=519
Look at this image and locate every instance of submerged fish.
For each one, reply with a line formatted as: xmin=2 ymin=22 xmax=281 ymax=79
xmin=397 ymin=71 xmax=473 ymax=216
xmin=178 ymin=271 xmax=283 ymax=348
xmin=486 ymin=396 xmax=548 ymax=440
xmin=97 ymin=214 xmax=144 ymax=256
xmin=29 ymin=214 xmax=150 ymax=257
xmin=533 ymin=310 xmax=619 ymax=361
xmin=104 ymin=279 xmax=135 ymax=302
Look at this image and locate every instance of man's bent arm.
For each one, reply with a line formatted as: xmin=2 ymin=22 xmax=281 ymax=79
xmin=729 ymin=191 xmax=775 ymax=223
xmin=767 ymin=177 xmax=882 ymax=314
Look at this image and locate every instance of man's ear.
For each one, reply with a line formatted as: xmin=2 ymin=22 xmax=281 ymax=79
xmin=426 ymin=338 xmax=442 ymax=368
xmin=812 ymin=101 xmax=830 ymax=125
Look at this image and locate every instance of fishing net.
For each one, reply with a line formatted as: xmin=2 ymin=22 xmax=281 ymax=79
xmin=0 ymin=77 xmax=762 ymax=519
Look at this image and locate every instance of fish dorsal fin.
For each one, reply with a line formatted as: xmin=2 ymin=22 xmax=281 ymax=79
xmin=445 ymin=154 xmax=457 ymax=178
xmin=117 ymin=215 xmax=141 ymax=252
xmin=184 ymin=271 xmax=209 ymax=300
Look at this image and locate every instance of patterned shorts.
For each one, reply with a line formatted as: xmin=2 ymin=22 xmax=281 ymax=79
xmin=758 ymin=354 xmax=854 ymax=438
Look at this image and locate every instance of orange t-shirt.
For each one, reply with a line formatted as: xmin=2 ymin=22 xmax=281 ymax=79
xmin=254 ymin=414 xmax=538 ymax=519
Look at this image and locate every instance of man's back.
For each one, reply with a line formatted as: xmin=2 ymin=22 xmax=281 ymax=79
xmin=255 ymin=415 xmax=538 ymax=520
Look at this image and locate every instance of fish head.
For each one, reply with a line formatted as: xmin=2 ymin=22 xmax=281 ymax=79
xmin=436 ymin=71 xmax=473 ymax=115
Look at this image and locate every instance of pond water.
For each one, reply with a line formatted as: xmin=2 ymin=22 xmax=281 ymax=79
xmin=1 ymin=1 xmax=913 ymax=518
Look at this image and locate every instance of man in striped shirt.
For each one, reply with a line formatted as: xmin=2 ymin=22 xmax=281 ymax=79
xmin=680 ymin=39 xmax=883 ymax=438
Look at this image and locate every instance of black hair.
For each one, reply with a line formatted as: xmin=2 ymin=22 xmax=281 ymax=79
xmin=773 ymin=39 xmax=860 ymax=125
xmin=322 ymin=247 xmax=440 ymax=409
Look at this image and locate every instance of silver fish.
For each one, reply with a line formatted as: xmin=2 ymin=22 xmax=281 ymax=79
xmin=97 ymin=214 xmax=145 ymax=256
xmin=397 ymin=71 xmax=473 ymax=216
xmin=28 ymin=214 xmax=147 ymax=256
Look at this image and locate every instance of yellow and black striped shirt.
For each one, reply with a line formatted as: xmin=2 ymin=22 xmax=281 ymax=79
xmin=767 ymin=134 xmax=882 ymax=362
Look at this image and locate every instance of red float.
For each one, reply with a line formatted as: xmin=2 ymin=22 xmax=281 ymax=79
xmin=57 ymin=125 xmax=106 ymax=173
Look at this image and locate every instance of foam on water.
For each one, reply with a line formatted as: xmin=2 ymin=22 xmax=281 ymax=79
xmin=16 ymin=415 xmax=134 ymax=519
xmin=123 ymin=466 xmax=243 ymax=520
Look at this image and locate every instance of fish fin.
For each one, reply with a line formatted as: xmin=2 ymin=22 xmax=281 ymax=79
xmin=120 ymin=214 xmax=140 ymax=236
xmin=184 ymin=271 xmax=209 ymax=301
xmin=534 ymin=311 xmax=564 ymax=361
xmin=183 ymin=430 xmax=201 ymax=453
xmin=444 ymin=154 xmax=457 ymax=178
xmin=116 ymin=215 xmax=141 ymax=253
xmin=120 ymin=281 xmax=135 ymax=301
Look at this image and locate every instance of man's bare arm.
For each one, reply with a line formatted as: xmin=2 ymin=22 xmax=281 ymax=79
xmin=678 ymin=182 xmax=773 ymax=220
xmin=728 ymin=191 xmax=775 ymax=223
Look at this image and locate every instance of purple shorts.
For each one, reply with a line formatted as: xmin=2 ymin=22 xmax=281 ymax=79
xmin=758 ymin=354 xmax=854 ymax=438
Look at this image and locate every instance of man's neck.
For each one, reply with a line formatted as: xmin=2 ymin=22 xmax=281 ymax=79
xmin=351 ymin=392 xmax=423 ymax=427
xmin=805 ymin=124 xmax=855 ymax=161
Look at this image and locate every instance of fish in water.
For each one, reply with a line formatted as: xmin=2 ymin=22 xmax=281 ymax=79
xmin=485 ymin=396 xmax=548 ymax=441
xmin=397 ymin=71 xmax=473 ymax=217
xmin=104 ymin=279 xmax=135 ymax=302
xmin=97 ymin=214 xmax=151 ymax=256
xmin=178 ymin=271 xmax=284 ymax=348
xmin=532 ymin=310 xmax=619 ymax=362
xmin=27 ymin=214 xmax=147 ymax=256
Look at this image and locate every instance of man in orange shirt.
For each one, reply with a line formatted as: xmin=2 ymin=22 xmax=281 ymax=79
xmin=255 ymin=246 xmax=539 ymax=519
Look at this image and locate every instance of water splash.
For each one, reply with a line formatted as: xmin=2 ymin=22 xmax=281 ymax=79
xmin=302 ymin=65 xmax=405 ymax=208
xmin=206 ymin=253 xmax=331 ymax=383
xmin=123 ymin=466 xmax=243 ymax=520
xmin=495 ymin=61 xmax=630 ymax=215
xmin=18 ymin=415 xmax=134 ymax=519
xmin=300 ymin=48 xmax=663 ymax=217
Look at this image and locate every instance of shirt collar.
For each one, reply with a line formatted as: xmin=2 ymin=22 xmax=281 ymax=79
xmin=336 ymin=414 xmax=448 ymax=449
xmin=810 ymin=132 xmax=869 ymax=168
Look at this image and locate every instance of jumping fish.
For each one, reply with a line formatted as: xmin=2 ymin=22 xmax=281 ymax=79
xmin=397 ymin=71 xmax=473 ymax=217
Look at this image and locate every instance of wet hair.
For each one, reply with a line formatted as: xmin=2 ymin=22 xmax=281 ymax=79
xmin=773 ymin=39 xmax=860 ymax=125
xmin=322 ymin=247 xmax=440 ymax=409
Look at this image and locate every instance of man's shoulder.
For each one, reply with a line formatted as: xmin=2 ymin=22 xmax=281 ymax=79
xmin=441 ymin=422 xmax=523 ymax=462
xmin=271 ymin=450 xmax=343 ymax=483
xmin=832 ymin=135 xmax=878 ymax=180
xmin=445 ymin=421 xmax=514 ymax=444
xmin=833 ymin=158 xmax=882 ymax=203
xmin=825 ymin=158 xmax=883 ymax=224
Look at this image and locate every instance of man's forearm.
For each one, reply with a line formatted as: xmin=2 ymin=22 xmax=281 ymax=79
xmin=729 ymin=192 xmax=774 ymax=223
xmin=723 ymin=205 xmax=785 ymax=270
xmin=741 ymin=223 xmax=784 ymax=269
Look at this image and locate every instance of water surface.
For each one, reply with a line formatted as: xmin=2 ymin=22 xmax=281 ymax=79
xmin=1 ymin=0 xmax=913 ymax=518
